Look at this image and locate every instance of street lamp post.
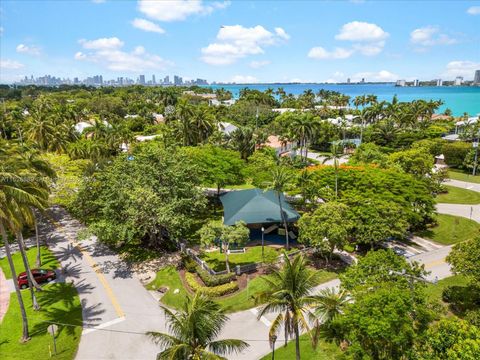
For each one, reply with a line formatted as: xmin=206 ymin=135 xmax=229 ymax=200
xmin=270 ymin=334 xmax=277 ymax=360
xmin=261 ymin=226 xmax=265 ymax=263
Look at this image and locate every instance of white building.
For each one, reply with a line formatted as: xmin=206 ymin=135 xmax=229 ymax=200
xmin=396 ymin=79 xmax=406 ymax=87
xmin=454 ymin=76 xmax=463 ymax=86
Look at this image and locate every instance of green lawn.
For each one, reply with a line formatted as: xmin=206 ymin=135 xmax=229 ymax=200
xmin=147 ymin=266 xmax=338 ymax=313
xmin=0 ymin=282 xmax=82 ymax=360
xmin=259 ymin=333 xmax=345 ymax=360
xmin=224 ymin=183 xmax=256 ymax=190
xmin=146 ymin=266 xmax=189 ymax=309
xmin=201 ymin=246 xmax=293 ymax=272
xmin=416 ymin=214 xmax=480 ymax=245
xmin=448 ymin=169 xmax=480 ymax=184
xmin=436 ymin=185 xmax=480 ymax=204
xmin=0 ymin=246 xmax=59 ymax=280
xmin=425 ymin=275 xmax=469 ymax=302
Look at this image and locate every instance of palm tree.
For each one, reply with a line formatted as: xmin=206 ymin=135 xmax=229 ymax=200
xmin=290 ymin=115 xmax=317 ymax=162
xmin=256 ymin=254 xmax=319 ymax=360
xmin=264 ymin=167 xmax=292 ymax=250
xmin=176 ymin=98 xmax=195 ymax=146
xmin=147 ymin=293 xmax=249 ymax=359
xmin=322 ymin=143 xmax=345 ymax=199
xmin=313 ymin=287 xmax=349 ymax=326
xmin=230 ymin=127 xmax=256 ymax=160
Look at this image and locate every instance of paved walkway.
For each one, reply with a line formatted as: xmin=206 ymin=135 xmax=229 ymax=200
xmin=436 ymin=178 xmax=480 ymax=223
xmin=444 ymin=178 xmax=480 ymax=192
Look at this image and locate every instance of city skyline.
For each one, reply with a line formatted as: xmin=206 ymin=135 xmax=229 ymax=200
xmin=1 ymin=1 xmax=480 ymax=84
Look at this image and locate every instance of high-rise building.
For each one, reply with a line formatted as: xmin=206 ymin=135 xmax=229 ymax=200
xmin=360 ymin=78 xmax=365 ymax=83
xmin=413 ymin=79 xmax=419 ymax=87
xmin=436 ymin=78 xmax=443 ymax=86
xmin=174 ymin=75 xmax=183 ymax=86
xmin=347 ymin=78 xmax=351 ymax=84
xmin=474 ymin=70 xmax=480 ymax=85
xmin=396 ymin=79 xmax=406 ymax=87
xmin=152 ymin=75 xmax=156 ymax=84
xmin=454 ymin=76 xmax=463 ymax=86
xmin=163 ymin=75 xmax=170 ymax=84
xmin=138 ymin=75 xmax=146 ymax=85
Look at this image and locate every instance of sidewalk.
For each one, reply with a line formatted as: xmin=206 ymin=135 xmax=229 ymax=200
xmin=0 ymin=267 xmax=10 ymax=323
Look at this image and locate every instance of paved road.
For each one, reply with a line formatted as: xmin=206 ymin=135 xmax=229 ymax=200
xmin=306 ymin=151 xmax=349 ymax=165
xmin=436 ymin=178 xmax=480 ymax=223
xmin=41 ymin=206 xmax=166 ymax=360
xmin=444 ymin=178 xmax=480 ymax=192
xmin=1 ymin=202 xmax=460 ymax=360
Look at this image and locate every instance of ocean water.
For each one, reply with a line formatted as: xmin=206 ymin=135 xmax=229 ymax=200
xmin=206 ymin=83 xmax=480 ymax=117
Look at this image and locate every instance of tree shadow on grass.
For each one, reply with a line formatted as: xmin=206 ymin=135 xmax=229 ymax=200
xmin=443 ymin=284 xmax=480 ymax=316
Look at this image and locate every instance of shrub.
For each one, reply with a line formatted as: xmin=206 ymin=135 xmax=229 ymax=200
xmin=181 ymin=253 xmax=197 ymax=273
xmin=442 ymin=142 xmax=471 ymax=168
xmin=185 ymin=272 xmax=239 ymax=297
xmin=196 ymin=266 xmax=236 ymax=286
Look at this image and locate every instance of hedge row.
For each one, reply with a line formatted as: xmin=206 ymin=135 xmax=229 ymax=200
xmin=196 ymin=266 xmax=236 ymax=287
xmin=185 ymin=272 xmax=239 ymax=297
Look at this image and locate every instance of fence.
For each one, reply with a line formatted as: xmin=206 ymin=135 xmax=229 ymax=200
xmin=181 ymin=242 xmax=308 ymax=277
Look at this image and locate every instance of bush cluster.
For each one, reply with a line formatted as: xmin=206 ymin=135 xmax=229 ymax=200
xmin=196 ymin=267 xmax=236 ymax=286
xmin=185 ymin=272 xmax=239 ymax=297
xmin=181 ymin=253 xmax=198 ymax=273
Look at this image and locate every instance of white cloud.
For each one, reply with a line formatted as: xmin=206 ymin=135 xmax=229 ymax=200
xmin=410 ymin=26 xmax=457 ymax=47
xmin=74 ymin=51 xmax=87 ymax=60
xmin=443 ymin=60 xmax=480 ymax=79
xmin=308 ymin=46 xmax=353 ymax=60
xmin=249 ymin=60 xmax=271 ymax=68
xmin=467 ymin=6 xmax=480 ymax=15
xmin=201 ymin=25 xmax=289 ymax=65
xmin=0 ymin=59 xmax=24 ymax=69
xmin=335 ymin=21 xmax=389 ymax=42
xmin=16 ymin=43 xmax=41 ymax=55
xmin=75 ymin=37 xmax=172 ymax=72
xmin=275 ymin=27 xmax=290 ymax=40
xmin=353 ymin=41 xmax=385 ymax=56
xmin=131 ymin=18 xmax=165 ymax=34
xmin=310 ymin=21 xmax=388 ymax=60
xmin=138 ymin=0 xmax=230 ymax=22
xmin=231 ymin=75 xmax=258 ymax=83
xmin=79 ymin=37 xmax=124 ymax=50
xmin=350 ymin=70 xmax=398 ymax=82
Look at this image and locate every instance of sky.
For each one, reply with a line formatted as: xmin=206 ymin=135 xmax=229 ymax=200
xmin=1 ymin=0 xmax=479 ymax=84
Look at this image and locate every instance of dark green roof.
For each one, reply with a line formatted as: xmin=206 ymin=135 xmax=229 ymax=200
xmin=220 ymin=189 xmax=300 ymax=226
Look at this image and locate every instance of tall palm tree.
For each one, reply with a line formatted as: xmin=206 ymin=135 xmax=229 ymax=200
xmin=230 ymin=127 xmax=256 ymax=160
xmin=290 ymin=115 xmax=316 ymax=162
xmin=175 ymin=98 xmax=195 ymax=146
xmin=322 ymin=143 xmax=345 ymax=199
xmin=256 ymin=254 xmax=319 ymax=360
xmin=147 ymin=293 xmax=249 ymax=359
xmin=265 ymin=167 xmax=292 ymax=250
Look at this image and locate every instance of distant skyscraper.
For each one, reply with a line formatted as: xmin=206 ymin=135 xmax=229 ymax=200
xmin=347 ymin=78 xmax=351 ymax=84
xmin=436 ymin=78 xmax=443 ymax=86
xmin=396 ymin=79 xmax=406 ymax=87
xmin=360 ymin=78 xmax=365 ymax=83
xmin=152 ymin=75 xmax=156 ymax=84
xmin=454 ymin=76 xmax=463 ymax=86
xmin=138 ymin=75 xmax=146 ymax=85
xmin=413 ymin=79 xmax=419 ymax=86
xmin=474 ymin=70 xmax=480 ymax=85
xmin=164 ymin=75 xmax=170 ymax=84
xmin=174 ymin=75 xmax=183 ymax=86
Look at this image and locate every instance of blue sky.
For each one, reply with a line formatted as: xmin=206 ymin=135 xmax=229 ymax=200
xmin=1 ymin=0 xmax=479 ymax=83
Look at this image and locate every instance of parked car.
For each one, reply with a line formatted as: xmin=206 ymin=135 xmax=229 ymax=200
xmin=17 ymin=269 xmax=56 ymax=289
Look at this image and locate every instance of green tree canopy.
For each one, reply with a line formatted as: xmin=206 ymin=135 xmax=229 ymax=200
xmin=447 ymin=236 xmax=480 ymax=284
xmin=181 ymin=145 xmax=245 ymax=194
xmin=73 ymin=142 xmax=207 ymax=249
xmin=298 ymin=202 xmax=351 ymax=258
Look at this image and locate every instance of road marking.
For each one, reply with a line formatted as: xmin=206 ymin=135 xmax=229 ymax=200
xmin=47 ymin=214 xmax=125 ymax=318
xmin=424 ymin=258 xmax=446 ymax=269
xmin=250 ymin=308 xmax=272 ymax=327
xmin=82 ymin=316 xmax=126 ymax=335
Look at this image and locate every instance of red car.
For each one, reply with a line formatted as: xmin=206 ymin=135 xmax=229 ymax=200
xmin=17 ymin=269 xmax=56 ymax=289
